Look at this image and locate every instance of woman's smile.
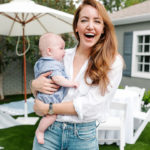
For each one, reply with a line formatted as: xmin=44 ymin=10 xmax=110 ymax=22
xmin=84 ymin=32 xmax=95 ymax=41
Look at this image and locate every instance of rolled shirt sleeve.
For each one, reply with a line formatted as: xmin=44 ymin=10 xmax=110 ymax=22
xmin=73 ymin=55 xmax=123 ymax=122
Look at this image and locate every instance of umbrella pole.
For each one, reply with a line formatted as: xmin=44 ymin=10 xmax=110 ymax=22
xmin=16 ymin=26 xmax=39 ymax=124
xmin=22 ymin=25 xmax=27 ymax=118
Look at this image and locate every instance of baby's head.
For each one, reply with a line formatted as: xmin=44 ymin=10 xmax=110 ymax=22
xmin=39 ymin=33 xmax=65 ymax=61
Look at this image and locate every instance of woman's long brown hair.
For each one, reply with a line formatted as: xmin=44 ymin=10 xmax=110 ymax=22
xmin=73 ymin=0 xmax=118 ymax=96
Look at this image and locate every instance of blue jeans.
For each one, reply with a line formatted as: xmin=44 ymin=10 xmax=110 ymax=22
xmin=32 ymin=121 xmax=99 ymax=150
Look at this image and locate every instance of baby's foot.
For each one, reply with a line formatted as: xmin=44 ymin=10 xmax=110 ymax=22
xmin=36 ymin=129 xmax=44 ymax=144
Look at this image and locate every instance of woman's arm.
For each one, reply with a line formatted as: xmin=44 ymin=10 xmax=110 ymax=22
xmin=34 ymin=99 xmax=77 ymax=116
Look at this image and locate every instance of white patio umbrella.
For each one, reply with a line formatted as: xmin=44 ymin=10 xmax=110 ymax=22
xmin=0 ymin=0 xmax=73 ymax=124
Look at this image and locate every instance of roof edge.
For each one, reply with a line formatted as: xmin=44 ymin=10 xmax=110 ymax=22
xmin=111 ymin=13 xmax=150 ymax=25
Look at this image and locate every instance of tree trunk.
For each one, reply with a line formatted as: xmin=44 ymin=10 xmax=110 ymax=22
xmin=0 ymin=73 xmax=4 ymax=100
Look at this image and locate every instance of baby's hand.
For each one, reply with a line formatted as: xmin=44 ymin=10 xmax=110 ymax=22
xmin=73 ymin=82 xmax=79 ymax=88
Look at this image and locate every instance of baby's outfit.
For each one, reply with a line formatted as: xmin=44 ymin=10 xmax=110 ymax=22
xmin=34 ymin=57 xmax=68 ymax=104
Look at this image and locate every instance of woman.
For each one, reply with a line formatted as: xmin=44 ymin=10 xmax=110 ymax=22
xmin=32 ymin=0 xmax=123 ymax=149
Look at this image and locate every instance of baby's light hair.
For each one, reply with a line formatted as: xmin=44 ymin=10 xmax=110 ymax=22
xmin=39 ymin=33 xmax=62 ymax=57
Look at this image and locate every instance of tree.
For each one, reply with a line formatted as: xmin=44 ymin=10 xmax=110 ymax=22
xmin=76 ymin=0 xmax=147 ymax=12
xmin=100 ymin=0 xmax=147 ymax=12
xmin=124 ymin=0 xmax=147 ymax=8
xmin=100 ymin=0 xmax=123 ymax=12
xmin=0 ymin=0 xmax=10 ymax=4
xmin=34 ymin=0 xmax=76 ymax=14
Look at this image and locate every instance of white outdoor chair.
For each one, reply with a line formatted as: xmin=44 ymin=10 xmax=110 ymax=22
xmin=97 ymin=102 xmax=127 ymax=150
xmin=125 ymin=85 xmax=145 ymax=108
xmin=131 ymin=109 xmax=150 ymax=144
xmin=125 ymin=85 xmax=150 ymax=144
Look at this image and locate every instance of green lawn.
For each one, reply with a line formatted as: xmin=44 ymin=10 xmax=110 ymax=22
xmin=0 ymin=95 xmax=150 ymax=150
xmin=0 ymin=113 xmax=38 ymax=150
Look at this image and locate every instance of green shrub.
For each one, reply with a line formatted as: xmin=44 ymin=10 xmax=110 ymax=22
xmin=143 ymin=90 xmax=150 ymax=105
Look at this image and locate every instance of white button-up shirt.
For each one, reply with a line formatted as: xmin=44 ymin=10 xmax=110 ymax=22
xmin=56 ymin=46 xmax=123 ymax=123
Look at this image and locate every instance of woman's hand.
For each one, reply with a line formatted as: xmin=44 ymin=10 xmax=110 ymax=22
xmin=32 ymin=72 xmax=60 ymax=95
xmin=34 ymin=99 xmax=49 ymax=116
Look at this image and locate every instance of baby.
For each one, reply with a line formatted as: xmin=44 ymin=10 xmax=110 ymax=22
xmin=34 ymin=33 xmax=78 ymax=144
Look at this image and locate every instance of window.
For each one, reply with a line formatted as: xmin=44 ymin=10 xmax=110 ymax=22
xmin=132 ymin=31 xmax=150 ymax=79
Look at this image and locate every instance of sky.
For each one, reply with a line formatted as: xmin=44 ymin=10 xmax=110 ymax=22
xmin=73 ymin=0 xmax=82 ymax=8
